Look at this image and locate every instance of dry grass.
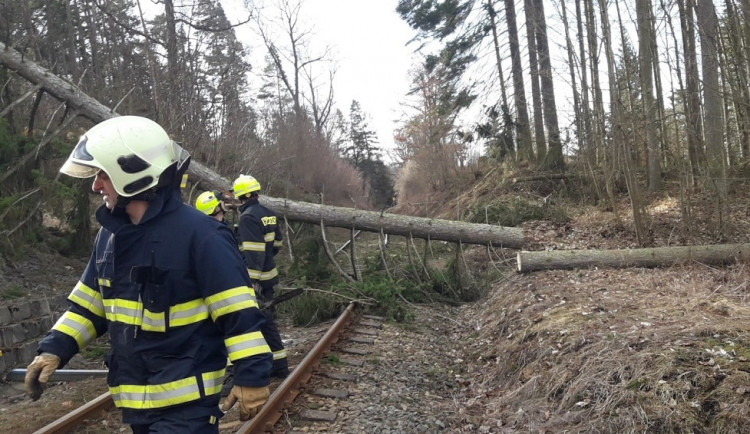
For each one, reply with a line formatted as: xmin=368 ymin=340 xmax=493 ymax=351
xmin=453 ymin=263 xmax=750 ymax=433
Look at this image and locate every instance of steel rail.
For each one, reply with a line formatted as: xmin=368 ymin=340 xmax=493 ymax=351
xmin=238 ymin=301 xmax=357 ymax=433
xmin=6 ymin=369 xmax=108 ymax=382
xmin=32 ymin=391 xmax=114 ymax=434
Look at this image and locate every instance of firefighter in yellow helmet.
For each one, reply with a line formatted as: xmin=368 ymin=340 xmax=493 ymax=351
xmin=195 ymin=191 xmax=227 ymax=222
xmin=233 ymin=174 xmax=289 ymax=379
xmin=25 ymin=116 xmax=272 ymax=431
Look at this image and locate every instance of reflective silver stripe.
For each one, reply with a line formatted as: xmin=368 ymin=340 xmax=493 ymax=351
xmin=226 ymin=331 xmax=271 ymax=361
xmin=111 ymin=379 xmax=200 ymax=409
xmin=273 ymin=348 xmax=288 ymax=360
xmin=264 ymin=233 xmax=275 ymax=242
xmin=169 ymin=299 xmax=209 ymax=326
xmin=103 ymin=298 xmax=143 ymax=325
xmin=241 ymin=241 xmax=265 ymax=252
xmin=247 ymin=268 xmax=262 ymax=279
xmin=141 ymin=310 xmax=165 ymax=332
xmin=53 ymin=311 xmax=97 ymax=348
xmin=205 ymin=287 xmax=258 ymax=320
xmin=202 ymin=369 xmax=226 ymax=396
xmin=68 ymin=281 xmax=105 ymax=318
xmin=109 ymin=369 xmax=225 ymax=409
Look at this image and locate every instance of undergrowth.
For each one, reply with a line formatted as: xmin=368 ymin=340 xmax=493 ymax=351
xmin=277 ymin=227 xmax=508 ymax=326
xmin=464 ymin=196 xmax=569 ymax=226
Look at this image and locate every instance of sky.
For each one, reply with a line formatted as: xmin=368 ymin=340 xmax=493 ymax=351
xmin=229 ymin=0 xmax=417 ymax=157
xmin=301 ymin=1 xmax=416 ymax=152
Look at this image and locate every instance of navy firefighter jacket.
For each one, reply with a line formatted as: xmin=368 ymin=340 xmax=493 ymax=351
xmin=238 ymin=197 xmax=282 ymax=291
xmin=38 ymin=187 xmax=272 ymax=422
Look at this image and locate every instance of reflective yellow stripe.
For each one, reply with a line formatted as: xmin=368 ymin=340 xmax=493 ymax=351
xmin=103 ymin=298 xmax=210 ymax=331
xmin=259 ymin=268 xmax=279 ymax=281
xmin=274 ymin=240 xmax=283 ymax=247
xmin=68 ymin=281 xmax=105 ymax=318
xmin=247 ymin=268 xmax=262 ymax=280
xmin=205 ymin=286 xmax=258 ymax=320
xmin=97 ymin=278 xmax=111 ymax=288
xmin=141 ymin=310 xmax=166 ymax=332
xmin=110 ymin=368 xmax=226 ymax=409
xmin=202 ymin=368 xmax=226 ymax=396
xmin=273 ymin=348 xmax=287 ymax=360
xmin=264 ymin=233 xmax=275 ymax=242
xmin=180 ymin=173 xmax=188 ymax=189
xmin=103 ymin=298 xmax=143 ymax=325
xmin=248 ymin=267 xmax=278 ymax=281
xmin=241 ymin=241 xmax=265 ymax=252
xmin=53 ymin=311 xmax=97 ymax=349
xmin=169 ymin=299 xmax=209 ymax=327
xmin=225 ymin=331 xmax=271 ymax=361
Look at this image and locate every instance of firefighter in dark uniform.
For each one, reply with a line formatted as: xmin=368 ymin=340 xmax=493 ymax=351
xmin=24 ymin=116 xmax=272 ymax=433
xmin=233 ymin=174 xmax=289 ymax=379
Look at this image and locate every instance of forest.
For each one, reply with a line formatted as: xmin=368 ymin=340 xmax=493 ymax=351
xmin=0 ymin=0 xmax=747 ymax=252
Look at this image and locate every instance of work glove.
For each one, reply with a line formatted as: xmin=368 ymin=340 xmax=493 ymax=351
xmin=221 ymin=385 xmax=270 ymax=421
xmin=25 ymin=352 xmax=61 ymax=401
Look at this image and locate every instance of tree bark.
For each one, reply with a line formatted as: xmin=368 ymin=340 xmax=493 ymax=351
xmin=0 ymin=40 xmax=525 ymax=248
xmin=677 ymin=0 xmax=703 ymax=185
xmin=517 ymin=243 xmax=750 ymax=273
xmin=636 ymin=0 xmax=662 ymax=191
xmin=530 ymin=0 xmax=564 ymax=171
xmin=504 ymin=0 xmax=533 ymax=162
xmin=523 ymin=0 xmax=546 ymax=161
xmin=263 ymin=199 xmax=524 ymax=248
xmin=696 ymin=0 xmax=728 ymax=216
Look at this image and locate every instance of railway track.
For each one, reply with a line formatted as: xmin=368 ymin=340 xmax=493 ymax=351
xmin=25 ymin=301 xmax=385 ymax=434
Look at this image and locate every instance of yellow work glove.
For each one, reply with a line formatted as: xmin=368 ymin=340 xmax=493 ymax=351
xmin=221 ymin=385 xmax=270 ymax=421
xmin=25 ymin=352 xmax=61 ymax=401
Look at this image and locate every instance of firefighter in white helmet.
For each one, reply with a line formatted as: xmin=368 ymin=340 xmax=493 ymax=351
xmin=25 ymin=116 xmax=272 ymax=432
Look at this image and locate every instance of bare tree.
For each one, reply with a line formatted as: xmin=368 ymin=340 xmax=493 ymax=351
xmin=677 ymin=0 xmax=704 ymax=185
xmin=503 ymin=0 xmax=533 ymax=161
xmin=523 ymin=0 xmax=546 ymax=162
xmin=636 ymin=0 xmax=662 ymax=191
xmin=253 ymin=0 xmax=333 ymax=128
xmin=696 ymin=0 xmax=728 ymax=231
xmin=600 ymin=0 xmax=650 ymax=245
xmin=529 ymin=0 xmax=564 ymax=171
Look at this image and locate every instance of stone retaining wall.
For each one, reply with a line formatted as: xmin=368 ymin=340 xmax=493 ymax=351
xmin=0 ymin=295 xmax=68 ymax=375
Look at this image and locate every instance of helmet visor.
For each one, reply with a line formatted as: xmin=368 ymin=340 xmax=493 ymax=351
xmin=60 ymin=135 xmax=100 ymax=178
xmin=59 ymin=159 xmax=99 ymax=179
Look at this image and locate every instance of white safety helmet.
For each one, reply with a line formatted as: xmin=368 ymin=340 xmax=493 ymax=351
xmin=60 ymin=116 xmax=189 ymax=197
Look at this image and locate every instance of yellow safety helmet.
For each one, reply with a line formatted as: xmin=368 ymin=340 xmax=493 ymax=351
xmin=232 ymin=174 xmax=261 ymax=198
xmin=195 ymin=191 xmax=223 ymax=216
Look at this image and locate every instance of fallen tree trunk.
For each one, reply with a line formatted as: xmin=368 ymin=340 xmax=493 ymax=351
xmin=0 ymin=42 xmax=525 ymax=248
xmin=265 ymin=199 xmax=524 ymax=248
xmin=517 ymin=243 xmax=750 ymax=273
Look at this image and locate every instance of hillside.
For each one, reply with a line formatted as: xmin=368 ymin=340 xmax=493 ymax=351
xmin=416 ymin=168 xmax=750 ymax=432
